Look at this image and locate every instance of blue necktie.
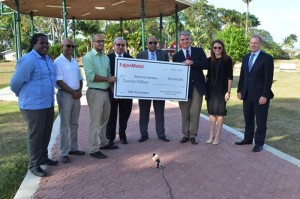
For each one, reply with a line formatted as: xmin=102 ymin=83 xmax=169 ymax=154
xmin=151 ymin=52 xmax=155 ymax=60
xmin=248 ymin=53 xmax=255 ymax=72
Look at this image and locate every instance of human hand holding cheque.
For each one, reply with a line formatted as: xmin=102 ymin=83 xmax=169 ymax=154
xmin=114 ymin=57 xmax=190 ymax=101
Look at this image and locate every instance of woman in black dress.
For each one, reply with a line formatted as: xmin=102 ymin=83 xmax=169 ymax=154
xmin=206 ymin=40 xmax=233 ymax=145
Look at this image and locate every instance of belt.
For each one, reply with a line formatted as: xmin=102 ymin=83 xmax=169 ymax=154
xmin=59 ymin=89 xmax=81 ymax=92
xmin=89 ymin=87 xmax=109 ymax=92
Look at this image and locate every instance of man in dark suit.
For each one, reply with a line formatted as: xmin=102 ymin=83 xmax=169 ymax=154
xmin=136 ymin=36 xmax=170 ymax=143
xmin=106 ymin=37 xmax=133 ymax=145
xmin=172 ymin=31 xmax=208 ymax=145
xmin=235 ymin=34 xmax=274 ymax=152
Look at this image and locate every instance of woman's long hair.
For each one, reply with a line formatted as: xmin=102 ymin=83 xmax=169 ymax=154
xmin=27 ymin=33 xmax=48 ymax=53
xmin=210 ymin=40 xmax=228 ymax=64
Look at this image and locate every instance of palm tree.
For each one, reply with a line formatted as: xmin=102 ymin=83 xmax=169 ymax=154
xmin=242 ymin=0 xmax=253 ymax=34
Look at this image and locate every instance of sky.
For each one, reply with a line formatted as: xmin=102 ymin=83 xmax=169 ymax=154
xmin=206 ymin=0 xmax=300 ymax=46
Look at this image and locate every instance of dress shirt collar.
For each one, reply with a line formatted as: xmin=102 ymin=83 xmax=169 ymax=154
xmin=60 ymin=53 xmax=74 ymax=62
xmin=91 ymin=48 xmax=105 ymax=56
xmin=115 ymin=52 xmax=124 ymax=57
xmin=32 ymin=49 xmax=49 ymax=59
xmin=148 ymin=50 xmax=157 ymax=60
xmin=182 ymin=47 xmax=192 ymax=57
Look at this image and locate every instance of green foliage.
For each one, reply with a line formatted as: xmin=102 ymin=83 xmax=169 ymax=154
xmin=74 ymin=38 xmax=89 ymax=57
xmin=0 ymin=0 xmax=296 ymax=60
xmin=76 ymin=20 xmax=104 ymax=38
xmin=250 ymin=29 xmax=289 ymax=59
xmin=0 ymin=13 xmax=14 ymax=52
xmin=283 ymin=34 xmax=298 ymax=49
xmin=48 ymin=43 xmax=62 ymax=60
xmin=182 ymin=0 xmax=221 ymax=49
xmin=104 ymin=20 xmax=143 ymax=57
xmin=216 ymin=25 xmax=249 ymax=62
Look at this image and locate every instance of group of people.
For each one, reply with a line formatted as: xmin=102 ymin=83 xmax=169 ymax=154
xmin=10 ymin=31 xmax=274 ymax=177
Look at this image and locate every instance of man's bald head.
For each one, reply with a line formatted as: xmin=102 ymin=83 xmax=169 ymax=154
xmin=146 ymin=36 xmax=158 ymax=52
xmin=62 ymin=38 xmax=75 ymax=58
xmin=92 ymin=34 xmax=105 ymax=53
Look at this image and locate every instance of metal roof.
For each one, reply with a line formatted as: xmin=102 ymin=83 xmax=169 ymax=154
xmin=1 ymin=0 xmax=195 ymax=20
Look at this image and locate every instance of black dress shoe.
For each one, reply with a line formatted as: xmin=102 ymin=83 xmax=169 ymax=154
xmin=252 ymin=145 xmax=263 ymax=152
xmin=61 ymin=156 xmax=71 ymax=163
xmin=100 ymin=145 xmax=119 ymax=150
xmin=120 ymin=139 xmax=128 ymax=144
xmin=44 ymin=158 xmax=59 ymax=166
xmin=234 ymin=140 xmax=253 ymax=145
xmin=30 ymin=166 xmax=47 ymax=177
xmin=109 ymin=140 xmax=114 ymax=146
xmin=138 ymin=136 xmax=149 ymax=142
xmin=90 ymin=151 xmax=108 ymax=159
xmin=180 ymin=137 xmax=189 ymax=143
xmin=190 ymin=137 xmax=198 ymax=145
xmin=159 ymin=137 xmax=170 ymax=142
xmin=69 ymin=150 xmax=85 ymax=155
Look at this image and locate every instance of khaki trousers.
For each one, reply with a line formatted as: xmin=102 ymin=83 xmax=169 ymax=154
xmin=86 ymin=89 xmax=110 ymax=153
xmin=179 ymin=86 xmax=203 ymax=138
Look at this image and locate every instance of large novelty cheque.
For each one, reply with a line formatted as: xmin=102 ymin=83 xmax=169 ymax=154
xmin=114 ymin=57 xmax=190 ymax=101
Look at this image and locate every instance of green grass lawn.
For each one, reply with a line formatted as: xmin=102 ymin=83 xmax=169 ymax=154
xmin=0 ymin=61 xmax=16 ymax=89
xmin=0 ymin=101 xmax=28 ymax=199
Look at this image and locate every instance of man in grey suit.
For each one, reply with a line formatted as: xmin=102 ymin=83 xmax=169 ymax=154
xmin=136 ymin=36 xmax=170 ymax=143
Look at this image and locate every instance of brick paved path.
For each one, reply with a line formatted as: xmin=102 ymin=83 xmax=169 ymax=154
xmin=34 ymin=101 xmax=300 ymax=199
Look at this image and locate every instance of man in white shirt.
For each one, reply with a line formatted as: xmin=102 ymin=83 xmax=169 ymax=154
xmin=54 ymin=39 xmax=85 ymax=163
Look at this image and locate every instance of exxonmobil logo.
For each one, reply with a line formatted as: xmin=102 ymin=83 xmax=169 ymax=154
xmin=119 ymin=62 xmax=144 ymax=69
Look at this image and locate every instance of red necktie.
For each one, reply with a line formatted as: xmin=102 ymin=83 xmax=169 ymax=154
xmin=186 ymin=50 xmax=191 ymax=60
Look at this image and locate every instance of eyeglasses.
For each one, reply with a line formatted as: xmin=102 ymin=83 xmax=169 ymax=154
xmin=180 ymin=38 xmax=190 ymax=41
xmin=213 ymin=46 xmax=223 ymax=50
xmin=148 ymin=41 xmax=158 ymax=45
xmin=65 ymin=45 xmax=75 ymax=48
xmin=93 ymin=40 xmax=105 ymax=43
xmin=116 ymin=43 xmax=125 ymax=47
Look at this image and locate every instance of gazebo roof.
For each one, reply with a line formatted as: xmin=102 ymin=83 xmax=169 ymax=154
xmin=1 ymin=0 xmax=195 ymax=20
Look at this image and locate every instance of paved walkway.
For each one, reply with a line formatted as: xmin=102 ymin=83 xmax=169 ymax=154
xmin=1 ymin=87 xmax=300 ymax=199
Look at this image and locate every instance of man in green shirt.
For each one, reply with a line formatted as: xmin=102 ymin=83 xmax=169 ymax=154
xmin=83 ymin=34 xmax=118 ymax=159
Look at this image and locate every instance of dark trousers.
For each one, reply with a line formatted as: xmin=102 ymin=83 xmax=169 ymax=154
xmin=106 ymin=98 xmax=132 ymax=141
xmin=21 ymin=107 xmax=54 ymax=169
xmin=243 ymin=98 xmax=270 ymax=146
xmin=139 ymin=99 xmax=165 ymax=138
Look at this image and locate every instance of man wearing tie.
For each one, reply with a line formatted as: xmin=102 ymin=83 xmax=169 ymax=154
xmin=136 ymin=36 xmax=170 ymax=143
xmin=235 ymin=34 xmax=274 ymax=152
xmin=172 ymin=31 xmax=208 ymax=145
xmin=106 ymin=37 xmax=133 ymax=145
